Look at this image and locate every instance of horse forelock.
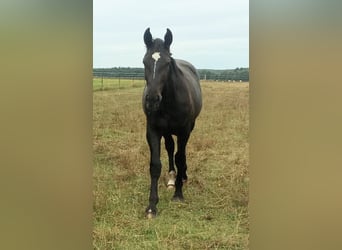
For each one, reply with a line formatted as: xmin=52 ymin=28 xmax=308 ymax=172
xmin=146 ymin=38 xmax=171 ymax=55
xmin=152 ymin=39 xmax=164 ymax=49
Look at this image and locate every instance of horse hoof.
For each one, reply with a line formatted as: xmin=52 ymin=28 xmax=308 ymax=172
xmin=146 ymin=212 xmax=155 ymax=219
xmin=172 ymin=196 xmax=184 ymax=202
xmin=146 ymin=209 xmax=156 ymax=219
xmin=167 ymin=184 xmax=175 ymax=190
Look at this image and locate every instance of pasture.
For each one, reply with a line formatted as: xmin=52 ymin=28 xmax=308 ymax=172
xmin=93 ymin=78 xmax=249 ymax=249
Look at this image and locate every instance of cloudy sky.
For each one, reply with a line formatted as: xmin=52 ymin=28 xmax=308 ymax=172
xmin=93 ymin=0 xmax=249 ymax=69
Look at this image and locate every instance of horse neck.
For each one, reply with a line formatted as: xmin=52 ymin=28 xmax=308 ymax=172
xmin=163 ymin=58 xmax=190 ymax=106
xmin=163 ymin=58 xmax=179 ymax=99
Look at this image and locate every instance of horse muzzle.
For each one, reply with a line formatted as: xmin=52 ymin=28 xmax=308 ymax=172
xmin=145 ymin=93 xmax=162 ymax=112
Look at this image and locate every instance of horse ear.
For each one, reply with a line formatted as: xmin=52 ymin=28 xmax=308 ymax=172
xmin=164 ymin=28 xmax=173 ymax=49
xmin=144 ymin=28 xmax=153 ymax=48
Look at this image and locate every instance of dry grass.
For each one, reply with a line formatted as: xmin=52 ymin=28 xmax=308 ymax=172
xmin=93 ymin=79 xmax=249 ymax=249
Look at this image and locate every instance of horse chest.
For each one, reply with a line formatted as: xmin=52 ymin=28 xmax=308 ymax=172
xmin=149 ymin=110 xmax=188 ymax=134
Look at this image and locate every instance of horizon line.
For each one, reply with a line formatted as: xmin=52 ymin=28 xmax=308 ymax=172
xmin=93 ymin=66 xmax=249 ymax=70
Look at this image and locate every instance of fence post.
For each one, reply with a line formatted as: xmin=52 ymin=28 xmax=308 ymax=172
xmin=118 ymin=67 xmax=121 ymax=88
xmin=101 ymin=75 xmax=104 ymax=91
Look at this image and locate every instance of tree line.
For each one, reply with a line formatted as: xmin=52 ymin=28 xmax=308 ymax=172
xmin=93 ymin=67 xmax=249 ymax=82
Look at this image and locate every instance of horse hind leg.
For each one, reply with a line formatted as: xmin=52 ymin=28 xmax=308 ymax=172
xmin=164 ymin=134 xmax=176 ymax=189
xmin=167 ymin=170 xmax=176 ymax=190
xmin=172 ymin=133 xmax=190 ymax=201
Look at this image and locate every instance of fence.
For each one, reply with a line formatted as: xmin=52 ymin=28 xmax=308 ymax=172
xmin=93 ymin=77 xmax=146 ymax=91
xmin=93 ymin=67 xmax=249 ymax=83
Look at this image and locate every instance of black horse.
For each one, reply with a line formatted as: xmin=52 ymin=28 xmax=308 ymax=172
xmin=142 ymin=28 xmax=202 ymax=218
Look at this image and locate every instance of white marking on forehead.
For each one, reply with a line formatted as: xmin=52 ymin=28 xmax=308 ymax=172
xmin=152 ymin=52 xmax=160 ymax=79
xmin=152 ymin=52 xmax=161 ymax=61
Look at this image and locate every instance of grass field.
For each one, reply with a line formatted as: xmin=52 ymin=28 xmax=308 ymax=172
xmin=93 ymin=79 xmax=249 ymax=249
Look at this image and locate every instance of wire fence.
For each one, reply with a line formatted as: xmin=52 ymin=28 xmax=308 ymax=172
xmin=93 ymin=77 xmax=146 ymax=91
xmin=93 ymin=66 xmax=249 ymax=91
xmin=93 ymin=76 xmax=248 ymax=92
xmin=93 ymin=67 xmax=249 ymax=84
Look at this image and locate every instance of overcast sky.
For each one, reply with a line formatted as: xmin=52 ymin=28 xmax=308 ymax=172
xmin=93 ymin=0 xmax=249 ymax=69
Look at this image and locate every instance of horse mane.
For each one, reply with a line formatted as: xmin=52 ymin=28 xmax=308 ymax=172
xmin=169 ymin=58 xmax=199 ymax=83
xmin=169 ymin=58 xmax=182 ymax=79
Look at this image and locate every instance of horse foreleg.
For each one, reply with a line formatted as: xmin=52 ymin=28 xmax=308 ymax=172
xmin=146 ymin=129 xmax=161 ymax=218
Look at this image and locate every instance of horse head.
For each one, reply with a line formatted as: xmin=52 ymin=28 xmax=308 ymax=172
xmin=143 ymin=28 xmax=173 ymax=113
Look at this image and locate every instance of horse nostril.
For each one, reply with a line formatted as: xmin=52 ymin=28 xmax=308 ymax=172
xmin=146 ymin=94 xmax=162 ymax=102
xmin=145 ymin=94 xmax=162 ymax=112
